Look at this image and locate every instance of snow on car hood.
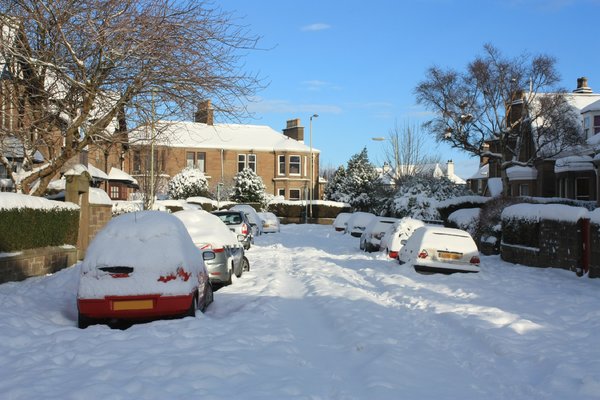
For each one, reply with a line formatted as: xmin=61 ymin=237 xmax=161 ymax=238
xmin=79 ymin=211 xmax=205 ymax=298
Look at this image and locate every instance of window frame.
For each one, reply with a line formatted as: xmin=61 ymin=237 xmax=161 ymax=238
xmin=289 ymin=189 xmax=301 ymax=200
xmin=289 ymin=155 xmax=301 ymax=176
xmin=237 ymin=154 xmax=246 ymax=172
xmin=278 ymin=155 xmax=286 ymax=176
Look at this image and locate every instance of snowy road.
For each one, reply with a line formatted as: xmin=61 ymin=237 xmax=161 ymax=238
xmin=1 ymin=224 xmax=600 ymax=399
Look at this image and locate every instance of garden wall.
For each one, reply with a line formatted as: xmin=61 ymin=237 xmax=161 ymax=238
xmin=0 ymin=246 xmax=78 ymax=284
xmin=501 ymin=204 xmax=599 ymax=276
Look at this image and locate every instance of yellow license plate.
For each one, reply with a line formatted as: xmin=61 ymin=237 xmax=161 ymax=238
xmin=438 ymin=251 xmax=462 ymax=260
xmin=113 ymin=299 xmax=154 ymax=311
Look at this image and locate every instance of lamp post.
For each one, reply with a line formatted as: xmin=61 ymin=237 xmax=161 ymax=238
xmin=309 ymin=113 xmax=318 ymax=221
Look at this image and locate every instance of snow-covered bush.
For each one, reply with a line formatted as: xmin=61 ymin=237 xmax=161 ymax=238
xmin=390 ymin=176 xmax=471 ymax=220
xmin=167 ymin=167 xmax=210 ymax=200
xmin=231 ymin=168 xmax=266 ymax=204
xmin=447 ymin=208 xmax=480 ymax=237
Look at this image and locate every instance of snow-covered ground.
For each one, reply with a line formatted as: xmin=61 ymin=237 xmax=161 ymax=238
xmin=2 ymin=224 xmax=600 ymax=399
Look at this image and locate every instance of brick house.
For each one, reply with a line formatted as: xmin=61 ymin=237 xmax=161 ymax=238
xmin=467 ymin=77 xmax=600 ymax=205
xmin=125 ymin=102 xmax=322 ymax=201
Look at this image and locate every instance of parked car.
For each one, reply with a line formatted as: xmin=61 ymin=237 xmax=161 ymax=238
xmin=359 ymin=217 xmax=399 ymax=252
xmin=212 ymin=210 xmax=254 ymax=250
xmin=332 ymin=212 xmax=352 ymax=232
xmin=258 ymin=211 xmax=280 ymax=233
xmin=77 ymin=211 xmax=213 ymax=329
xmin=175 ymin=210 xmax=249 ymax=287
xmin=398 ymin=226 xmax=481 ymax=274
xmin=344 ymin=212 xmax=376 ymax=237
xmin=380 ymin=218 xmax=426 ymax=259
xmin=230 ymin=204 xmax=264 ymax=236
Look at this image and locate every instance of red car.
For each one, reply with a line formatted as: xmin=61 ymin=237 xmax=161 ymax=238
xmin=77 ymin=211 xmax=213 ymax=328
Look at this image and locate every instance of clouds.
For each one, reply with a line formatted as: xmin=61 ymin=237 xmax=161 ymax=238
xmin=301 ymin=23 xmax=331 ymax=32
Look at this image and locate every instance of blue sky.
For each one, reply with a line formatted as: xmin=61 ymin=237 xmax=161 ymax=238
xmin=220 ymin=0 xmax=600 ymax=179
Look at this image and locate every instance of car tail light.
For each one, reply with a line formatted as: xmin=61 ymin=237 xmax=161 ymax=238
xmin=241 ymin=223 xmax=248 ymax=235
xmin=418 ymin=250 xmax=429 ymax=259
xmin=389 ymin=251 xmax=398 ymax=259
xmin=213 ymin=248 xmax=224 ymax=253
xmin=200 ymin=243 xmax=224 ymax=253
xmin=470 ymin=256 xmax=480 ymax=265
xmin=158 ymin=267 xmax=191 ymax=283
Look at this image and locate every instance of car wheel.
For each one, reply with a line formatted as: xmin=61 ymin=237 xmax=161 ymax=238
xmin=234 ymin=260 xmax=242 ymax=278
xmin=241 ymin=256 xmax=250 ymax=272
xmin=224 ymin=268 xmax=233 ymax=286
xmin=77 ymin=312 xmax=93 ymax=329
xmin=200 ymin=283 xmax=213 ymax=313
xmin=184 ymin=293 xmax=197 ymax=318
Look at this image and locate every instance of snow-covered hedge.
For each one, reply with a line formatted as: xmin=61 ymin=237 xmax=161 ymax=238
xmin=268 ymin=200 xmax=351 ymax=220
xmin=0 ymin=193 xmax=79 ymax=252
xmin=501 ymin=204 xmax=589 ymax=223
xmin=447 ymin=208 xmax=480 ymax=237
xmin=437 ymin=195 xmax=489 ymax=222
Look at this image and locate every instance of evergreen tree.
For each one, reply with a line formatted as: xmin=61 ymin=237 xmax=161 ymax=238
xmin=323 ymin=165 xmax=346 ymax=201
xmin=338 ymin=148 xmax=380 ymax=212
xmin=231 ymin=168 xmax=266 ymax=203
xmin=167 ymin=167 xmax=210 ymax=200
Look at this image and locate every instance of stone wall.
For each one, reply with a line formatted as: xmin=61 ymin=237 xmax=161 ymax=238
xmin=0 ymin=246 xmax=78 ymax=284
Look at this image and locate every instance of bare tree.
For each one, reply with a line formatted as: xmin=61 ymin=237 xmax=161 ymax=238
xmin=414 ymin=44 xmax=582 ymax=195
xmin=380 ymin=121 xmax=441 ymax=185
xmin=0 ymin=0 xmax=263 ymax=195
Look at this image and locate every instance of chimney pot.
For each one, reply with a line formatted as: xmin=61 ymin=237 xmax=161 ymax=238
xmin=195 ymin=100 xmax=214 ymax=125
xmin=283 ymin=118 xmax=304 ymax=142
xmin=574 ymin=77 xmax=592 ymax=94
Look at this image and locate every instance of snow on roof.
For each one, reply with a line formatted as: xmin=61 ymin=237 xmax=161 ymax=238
xmin=506 ymin=166 xmax=537 ymax=181
xmin=89 ymin=188 xmax=112 ymax=205
xmin=131 ymin=120 xmax=319 ymax=153
xmin=554 ymin=155 xmax=594 ymax=173
xmin=469 ymin=164 xmax=489 ymax=180
xmin=0 ymin=192 xmax=78 ymax=211
xmin=63 ymin=164 xmax=90 ymax=177
xmin=590 ymin=208 xmax=600 ymax=224
xmin=108 ymin=167 xmax=138 ymax=184
xmin=581 ymin=98 xmax=600 ymax=113
xmin=87 ymin=164 xmax=109 ymax=180
xmin=487 ymin=177 xmax=503 ymax=197
xmin=502 ymin=203 xmax=589 ymax=223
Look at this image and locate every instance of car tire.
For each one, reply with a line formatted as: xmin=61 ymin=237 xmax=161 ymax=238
xmin=234 ymin=260 xmax=242 ymax=278
xmin=224 ymin=268 xmax=233 ymax=286
xmin=77 ymin=313 xmax=93 ymax=329
xmin=241 ymin=256 xmax=250 ymax=272
xmin=185 ymin=292 xmax=197 ymax=318
xmin=200 ymin=283 xmax=213 ymax=313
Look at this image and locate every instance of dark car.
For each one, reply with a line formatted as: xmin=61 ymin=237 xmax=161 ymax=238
xmin=212 ymin=210 xmax=254 ymax=250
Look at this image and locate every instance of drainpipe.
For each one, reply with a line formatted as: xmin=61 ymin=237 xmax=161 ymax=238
xmin=581 ymin=217 xmax=591 ymax=276
xmin=220 ymin=148 xmax=224 ymax=182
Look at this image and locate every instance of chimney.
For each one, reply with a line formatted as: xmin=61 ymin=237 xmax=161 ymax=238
xmin=446 ymin=160 xmax=454 ymax=177
xmin=195 ymin=100 xmax=214 ymax=125
xmin=282 ymin=118 xmax=304 ymax=142
xmin=573 ymin=77 xmax=593 ymax=94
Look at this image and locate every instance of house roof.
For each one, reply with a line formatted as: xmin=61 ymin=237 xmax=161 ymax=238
xmin=108 ymin=167 xmax=138 ymax=185
xmin=581 ymin=98 xmax=600 ymax=114
xmin=130 ymin=120 xmax=319 ymax=153
xmin=469 ymin=163 xmax=489 ymax=180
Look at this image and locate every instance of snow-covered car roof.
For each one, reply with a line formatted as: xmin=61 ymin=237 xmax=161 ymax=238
xmin=382 ymin=217 xmax=426 ymax=252
xmin=345 ymin=212 xmax=376 ymax=231
xmin=174 ymin=209 xmax=239 ymax=248
xmin=333 ymin=212 xmax=352 ymax=229
xmin=230 ymin=205 xmax=263 ymax=224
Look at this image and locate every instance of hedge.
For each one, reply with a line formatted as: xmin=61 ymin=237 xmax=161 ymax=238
xmin=0 ymin=208 xmax=79 ymax=252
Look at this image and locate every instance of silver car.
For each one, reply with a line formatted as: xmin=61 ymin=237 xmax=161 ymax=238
xmin=175 ymin=210 xmax=250 ymax=286
xmin=212 ymin=210 xmax=254 ymax=250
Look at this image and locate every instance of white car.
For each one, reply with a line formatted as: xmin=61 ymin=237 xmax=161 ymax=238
xmin=380 ymin=217 xmax=426 ymax=259
xmin=258 ymin=212 xmax=280 ymax=233
xmin=230 ymin=204 xmax=264 ymax=236
xmin=344 ymin=212 xmax=376 ymax=237
xmin=398 ymin=226 xmax=481 ymax=274
xmin=175 ymin=210 xmax=249 ymax=286
xmin=359 ymin=217 xmax=399 ymax=252
xmin=332 ymin=212 xmax=352 ymax=232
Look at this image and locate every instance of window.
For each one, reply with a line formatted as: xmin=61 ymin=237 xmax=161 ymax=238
xmin=197 ymin=152 xmax=206 ymax=172
xmin=519 ymin=184 xmax=529 ymax=196
xmin=248 ymin=154 xmax=256 ymax=172
xmin=289 ymin=189 xmax=301 ymax=200
xmin=278 ymin=155 xmax=286 ymax=175
xmin=110 ymin=185 xmax=120 ymax=199
xmin=576 ymin=178 xmax=590 ymax=200
xmin=278 ymin=188 xmax=285 ymax=197
xmin=238 ymin=154 xmax=246 ymax=172
xmin=289 ymin=155 xmax=301 ymax=175
xmin=186 ymin=152 xmax=195 ymax=168
xmin=238 ymin=154 xmax=257 ymax=172
xmin=186 ymin=151 xmax=206 ymax=171
xmin=133 ymin=150 xmax=141 ymax=173
xmin=594 ymin=116 xmax=600 ymax=134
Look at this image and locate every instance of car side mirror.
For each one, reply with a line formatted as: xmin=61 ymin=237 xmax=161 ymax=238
xmin=202 ymin=251 xmax=216 ymax=261
xmin=401 ymin=240 xmax=407 ymax=245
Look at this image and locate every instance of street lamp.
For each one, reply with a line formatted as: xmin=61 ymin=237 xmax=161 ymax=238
xmin=309 ymin=113 xmax=318 ymax=221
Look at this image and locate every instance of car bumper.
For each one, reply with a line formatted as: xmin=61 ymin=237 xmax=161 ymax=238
xmin=413 ymin=260 xmax=479 ymax=274
xmin=78 ymin=293 xmax=194 ymax=320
